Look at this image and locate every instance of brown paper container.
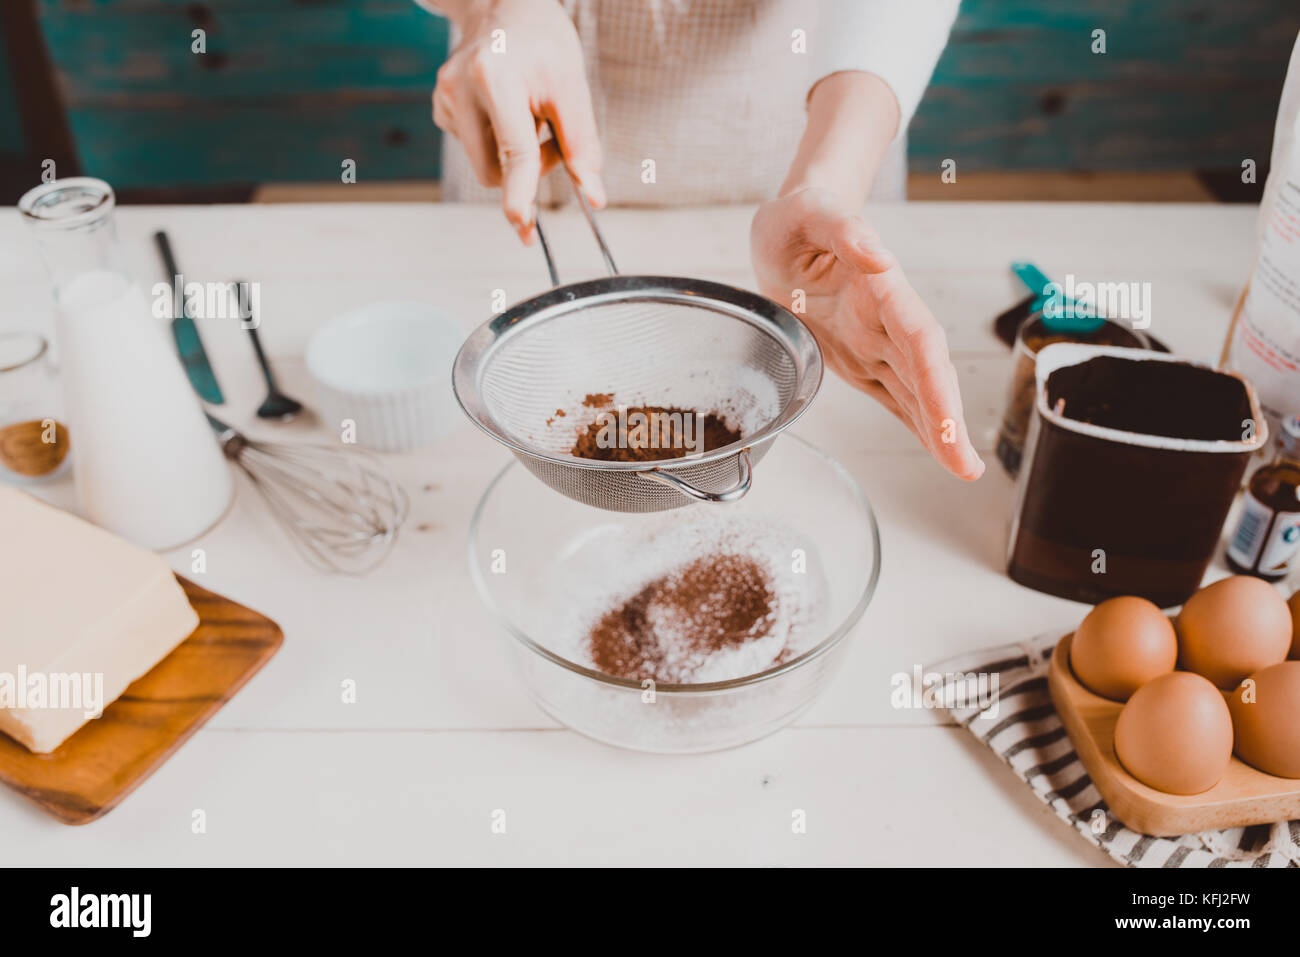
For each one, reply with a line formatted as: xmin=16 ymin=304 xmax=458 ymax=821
xmin=1008 ymin=344 xmax=1267 ymax=607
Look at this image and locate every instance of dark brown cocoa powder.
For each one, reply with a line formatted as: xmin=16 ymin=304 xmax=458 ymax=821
xmin=588 ymin=554 xmax=776 ymax=682
xmin=571 ymin=403 xmax=741 ymax=463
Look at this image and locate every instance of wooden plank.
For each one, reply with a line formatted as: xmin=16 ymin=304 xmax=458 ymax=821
xmin=906 ymin=170 xmax=1216 ymax=202
xmin=63 ymin=97 xmax=441 ymax=187
xmin=40 ymin=3 xmax=448 ymax=101
xmin=37 ymin=0 xmax=1300 ymax=188
xmin=910 ymin=81 xmax=1287 ymax=170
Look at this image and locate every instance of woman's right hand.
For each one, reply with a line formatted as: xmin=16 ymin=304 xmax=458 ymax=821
xmin=432 ymin=0 xmax=606 ymax=243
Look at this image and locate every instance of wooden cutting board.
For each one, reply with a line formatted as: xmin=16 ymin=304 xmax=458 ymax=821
xmin=0 ymin=576 xmax=282 ymax=825
xmin=1048 ymin=633 xmax=1300 ymax=836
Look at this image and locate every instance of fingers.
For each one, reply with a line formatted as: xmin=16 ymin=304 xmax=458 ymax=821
xmin=889 ymin=316 xmax=982 ymax=480
xmin=843 ymin=240 xmax=985 ymax=480
xmin=476 ymin=67 xmax=545 ymax=243
xmin=827 ymin=213 xmax=890 ymax=274
xmin=821 ymin=340 xmax=923 ymax=441
xmin=433 ymin=79 xmax=508 ymax=196
xmin=833 ymin=237 xmax=985 ymax=479
xmin=544 ymin=79 xmax=606 ymax=208
xmin=433 ymin=36 xmax=604 ymax=244
xmin=539 ymin=137 xmax=563 ymax=176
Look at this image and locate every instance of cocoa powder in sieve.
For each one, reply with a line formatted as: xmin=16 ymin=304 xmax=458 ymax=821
xmin=587 ymin=553 xmax=777 ymax=682
xmin=571 ymin=396 xmax=741 ymax=463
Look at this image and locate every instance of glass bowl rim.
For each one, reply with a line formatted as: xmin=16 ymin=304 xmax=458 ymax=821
xmin=467 ymin=432 xmax=881 ymax=694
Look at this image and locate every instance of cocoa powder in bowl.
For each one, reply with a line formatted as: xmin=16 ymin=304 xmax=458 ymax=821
xmin=588 ymin=554 xmax=778 ymax=682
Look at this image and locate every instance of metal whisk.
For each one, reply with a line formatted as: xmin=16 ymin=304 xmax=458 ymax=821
xmin=206 ymin=414 xmax=409 ymax=574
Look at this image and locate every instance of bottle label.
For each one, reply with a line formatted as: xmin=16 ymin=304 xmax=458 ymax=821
xmin=1227 ymin=492 xmax=1300 ymax=574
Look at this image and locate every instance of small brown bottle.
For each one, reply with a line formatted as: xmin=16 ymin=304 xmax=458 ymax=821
xmin=1227 ymin=414 xmax=1300 ymax=581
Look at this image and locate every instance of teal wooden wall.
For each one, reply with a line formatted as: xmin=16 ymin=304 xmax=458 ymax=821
xmin=19 ymin=0 xmax=1300 ymax=190
xmin=0 ymin=35 xmax=27 ymax=166
xmin=35 ymin=0 xmax=449 ymax=188
xmin=913 ymin=0 xmax=1300 ymax=171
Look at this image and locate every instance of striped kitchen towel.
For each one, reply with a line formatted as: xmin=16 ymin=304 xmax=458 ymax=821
xmin=931 ymin=633 xmax=1300 ymax=868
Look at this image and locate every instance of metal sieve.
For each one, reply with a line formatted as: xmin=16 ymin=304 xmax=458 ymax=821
xmin=452 ymin=173 xmax=822 ymax=513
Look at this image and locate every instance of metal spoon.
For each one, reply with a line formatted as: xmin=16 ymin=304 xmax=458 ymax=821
xmin=231 ymin=280 xmax=304 ymax=422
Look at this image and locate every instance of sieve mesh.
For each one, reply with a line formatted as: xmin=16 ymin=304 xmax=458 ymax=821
xmin=480 ymin=297 xmax=797 ymax=458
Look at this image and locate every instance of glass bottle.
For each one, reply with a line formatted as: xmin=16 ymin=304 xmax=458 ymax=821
xmin=1226 ymin=414 xmax=1300 ymax=581
xmin=18 ymin=177 xmax=232 ymax=550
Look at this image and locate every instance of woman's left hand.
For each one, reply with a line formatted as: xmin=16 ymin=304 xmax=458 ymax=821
xmin=750 ymin=186 xmax=984 ymax=480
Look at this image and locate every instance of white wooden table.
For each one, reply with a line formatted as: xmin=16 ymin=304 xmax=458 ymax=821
xmin=0 ymin=201 xmax=1258 ymax=866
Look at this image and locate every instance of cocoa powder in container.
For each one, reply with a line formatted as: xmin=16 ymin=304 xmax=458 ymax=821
xmin=572 ymin=405 xmax=741 ymax=463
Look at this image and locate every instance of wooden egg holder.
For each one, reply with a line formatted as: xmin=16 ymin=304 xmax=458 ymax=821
xmin=1048 ymin=633 xmax=1300 ymax=836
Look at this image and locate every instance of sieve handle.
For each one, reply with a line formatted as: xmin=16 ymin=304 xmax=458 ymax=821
xmin=635 ymin=448 xmax=753 ymax=504
xmin=533 ymin=122 xmax=618 ymax=287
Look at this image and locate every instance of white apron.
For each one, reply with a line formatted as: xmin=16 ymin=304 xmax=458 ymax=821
xmin=441 ymin=0 xmax=907 ymax=207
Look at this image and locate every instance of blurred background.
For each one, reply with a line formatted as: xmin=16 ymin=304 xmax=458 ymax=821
xmin=3 ymin=0 xmax=1299 ymax=205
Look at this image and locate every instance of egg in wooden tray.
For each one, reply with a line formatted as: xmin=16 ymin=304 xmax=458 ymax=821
xmin=1048 ymin=576 xmax=1300 ymax=835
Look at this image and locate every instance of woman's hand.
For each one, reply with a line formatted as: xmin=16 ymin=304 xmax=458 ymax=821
xmin=751 ymin=187 xmax=984 ymax=480
xmin=431 ymin=0 xmax=605 ymax=243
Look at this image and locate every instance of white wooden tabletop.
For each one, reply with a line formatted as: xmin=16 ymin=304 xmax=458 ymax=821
xmin=0 ymin=200 xmax=1258 ymax=866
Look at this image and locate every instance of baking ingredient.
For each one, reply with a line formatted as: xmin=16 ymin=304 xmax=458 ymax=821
xmin=1069 ymin=596 xmax=1176 ymax=701
xmin=1175 ymin=576 xmax=1291 ymax=689
xmin=55 ymin=269 xmax=232 ymax=550
xmin=1226 ymin=415 xmax=1300 ymax=581
xmin=0 ymin=330 xmax=67 ymax=478
xmin=1048 ymin=356 xmax=1252 ymax=441
xmin=1114 ymin=671 xmax=1234 ymax=795
xmin=571 ymin=403 xmax=741 ymax=463
xmin=1228 ymin=660 xmax=1300 ymax=779
xmin=543 ymin=513 xmax=825 ymax=685
xmin=1287 ymin=590 xmax=1300 ymax=659
xmin=0 ymin=488 xmax=199 ymax=753
xmin=0 ymin=419 xmax=69 ymax=476
xmin=589 ymin=554 xmax=777 ymax=681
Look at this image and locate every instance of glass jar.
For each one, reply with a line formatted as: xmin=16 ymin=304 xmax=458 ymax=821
xmin=18 ymin=177 xmax=232 ymax=550
xmin=0 ymin=330 xmax=68 ymax=482
xmin=995 ymin=315 xmax=1152 ymax=476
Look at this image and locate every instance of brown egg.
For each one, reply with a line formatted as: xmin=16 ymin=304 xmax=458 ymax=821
xmin=1175 ymin=576 xmax=1290 ymax=689
xmin=1114 ymin=671 xmax=1233 ymax=794
xmin=1287 ymin=591 xmax=1300 ymax=659
xmin=1070 ymin=596 xmax=1177 ymax=701
xmin=1228 ymin=661 xmax=1300 ymax=779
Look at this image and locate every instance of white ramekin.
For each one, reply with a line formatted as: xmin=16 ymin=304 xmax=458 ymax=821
xmin=305 ymin=301 xmax=464 ymax=452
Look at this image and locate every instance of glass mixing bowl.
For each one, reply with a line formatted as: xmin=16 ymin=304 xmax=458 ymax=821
xmin=468 ymin=434 xmax=880 ymax=752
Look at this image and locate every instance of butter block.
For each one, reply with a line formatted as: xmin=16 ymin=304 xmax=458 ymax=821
xmin=0 ymin=488 xmax=199 ymax=752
